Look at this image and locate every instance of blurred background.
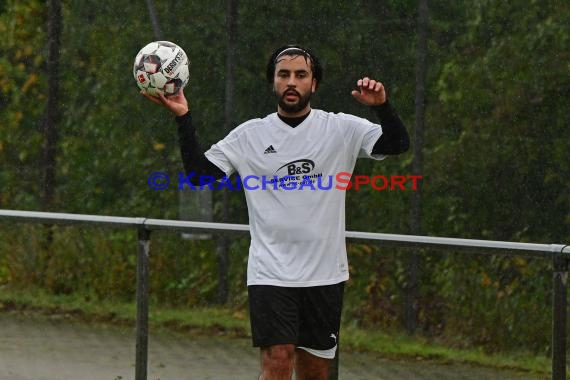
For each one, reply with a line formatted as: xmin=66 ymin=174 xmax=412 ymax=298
xmin=0 ymin=0 xmax=568 ymax=362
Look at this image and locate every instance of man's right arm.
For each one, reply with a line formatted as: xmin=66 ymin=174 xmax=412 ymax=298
xmin=175 ymin=111 xmax=227 ymax=180
xmin=140 ymin=89 xmax=227 ymax=181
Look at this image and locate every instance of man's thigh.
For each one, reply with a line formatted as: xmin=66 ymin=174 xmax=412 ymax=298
xmin=248 ymin=282 xmax=344 ymax=354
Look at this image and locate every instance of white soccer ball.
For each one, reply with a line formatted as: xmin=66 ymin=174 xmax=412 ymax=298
xmin=133 ymin=41 xmax=190 ymax=96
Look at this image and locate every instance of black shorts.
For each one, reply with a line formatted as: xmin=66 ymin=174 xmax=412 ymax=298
xmin=248 ymin=282 xmax=344 ymax=355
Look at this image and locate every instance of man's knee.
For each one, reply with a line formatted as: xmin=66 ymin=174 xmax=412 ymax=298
xmin=260 ymin=344 xmax=295 ymax=378
xmin=294 ymin=348 xmax=330 ymax=380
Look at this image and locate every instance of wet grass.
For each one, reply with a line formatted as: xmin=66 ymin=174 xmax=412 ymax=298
xmin=340 ymin=326 xmax=550 ymax=376
xmin=0 ymin=286 xmax=550 ymax=377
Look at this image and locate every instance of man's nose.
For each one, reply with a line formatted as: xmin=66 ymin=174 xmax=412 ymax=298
xmin=287 ymin=76 xmax=296 ymax=87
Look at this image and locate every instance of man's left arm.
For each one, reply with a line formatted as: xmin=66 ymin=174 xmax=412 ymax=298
xmin=371 ymin=101 xmax=409 ymax=155
xmin=351 ymin=77 xmax=410 ymax=155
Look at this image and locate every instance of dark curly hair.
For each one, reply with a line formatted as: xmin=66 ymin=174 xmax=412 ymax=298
xmin=266 ymin=45 xmax=323 ymax=89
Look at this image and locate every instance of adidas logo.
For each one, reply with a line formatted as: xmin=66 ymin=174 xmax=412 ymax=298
xmin=264 ymin=145 xmax=277 ymax=154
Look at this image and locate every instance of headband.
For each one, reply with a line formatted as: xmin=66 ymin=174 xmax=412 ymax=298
xmin=275 ymin=47 xmax=312 ymax=62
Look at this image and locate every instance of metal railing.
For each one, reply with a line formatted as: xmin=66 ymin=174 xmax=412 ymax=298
xmin=0 ymin=209 xmax=568 ymax=380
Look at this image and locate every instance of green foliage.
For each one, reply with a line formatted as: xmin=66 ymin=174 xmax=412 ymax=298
xmin=0 ymin=0 xmax=46 ymax=208
xmin=436 ymin=253 xmax=552 ymax=353
xmin=0 ymin=223 xmax=249 ymax=306
xmin=0 ymin=0 xmax=567 ymax=358
xmin=429 ymin=0 xmax=569 ymax=243
xmin=0 ymin=224 xmax=136 ymax=299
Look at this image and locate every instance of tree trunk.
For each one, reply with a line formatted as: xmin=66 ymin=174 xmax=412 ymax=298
xmin=145 ymin=0 xmax=163 ymax=40
xmin=406 ymin=0 xmax=429 ymax=335
xmin=40 ymin=0 xmax=62 ymax=280
xmin=217 ymin=0 xmax=238 ymax=305
xmin=41 ymin=0 xmax=62 ymax=213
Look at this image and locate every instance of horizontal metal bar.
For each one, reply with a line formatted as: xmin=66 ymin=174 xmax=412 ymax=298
xmin=143 ymin=218 xmax=250 ymax=233
xmin=345 ymin=230 xmax=569 ymax=258
xmin=0 ymin=209 xmax=143 ymax=228
xmin=0 ymin=209 xmax=568 ymax=258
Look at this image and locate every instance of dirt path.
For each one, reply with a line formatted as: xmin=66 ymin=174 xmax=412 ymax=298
xmin=0 ymin=313 xmax=542 ymax=380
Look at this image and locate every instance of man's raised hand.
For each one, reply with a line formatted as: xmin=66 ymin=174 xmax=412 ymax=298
xmin=351 ymin=77 xmax=387 ymax=106
xmin=140 ymin=89 xmax=189 ymax=116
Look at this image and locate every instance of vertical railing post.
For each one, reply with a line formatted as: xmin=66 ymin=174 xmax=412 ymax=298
xmin=135 ymin=227 xmax=151 ymax=380
xmin=552 ymin=254 xmax=568 ymax=380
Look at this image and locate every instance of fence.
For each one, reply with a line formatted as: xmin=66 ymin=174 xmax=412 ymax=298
xmin=0 ymin=209 xmax=568 ymax=380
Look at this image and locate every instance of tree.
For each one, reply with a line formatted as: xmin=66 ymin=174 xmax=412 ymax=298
xmin=41 ymin=0 xmax=61 ymax=213
xmin=216 ymin=0 xmax=238 ymax=304
xmin=406 ymin=0 xmax=429 ymax=335
xmin=145 ymin=0 xmax=162 ymax=40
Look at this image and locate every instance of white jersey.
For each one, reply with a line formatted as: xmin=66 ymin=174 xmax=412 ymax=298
xmin=205 ymin=109 xmax=385 ymax=287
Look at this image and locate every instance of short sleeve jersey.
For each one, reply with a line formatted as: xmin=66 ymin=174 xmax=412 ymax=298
xmin=205 ymin=109 xmax=385 ymax=287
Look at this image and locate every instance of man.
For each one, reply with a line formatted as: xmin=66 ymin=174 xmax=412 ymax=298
xmin=142 ymin=45 xmax=409 ymax=380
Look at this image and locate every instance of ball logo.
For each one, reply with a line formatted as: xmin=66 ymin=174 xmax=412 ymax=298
xmin=275 ymin=159 xmax=315 ymax=176
xmin=137 ymin=73 xmax=147 ymax=84
xmin=164 ymin=50 xmax=184 ymax=75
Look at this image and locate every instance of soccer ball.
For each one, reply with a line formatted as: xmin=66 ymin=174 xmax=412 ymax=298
xmin=133 ymin=41 xmax=190 ymax=96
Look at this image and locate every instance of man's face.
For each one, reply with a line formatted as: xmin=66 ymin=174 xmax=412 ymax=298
xmin=273 ymin=55 xmax=317 ymax=116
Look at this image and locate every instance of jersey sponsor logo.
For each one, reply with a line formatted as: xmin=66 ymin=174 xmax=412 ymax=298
xmin=275 ymin=159 xmax=315 ymax=176
xmin=268 ymin=159 xmax=328 ymax=190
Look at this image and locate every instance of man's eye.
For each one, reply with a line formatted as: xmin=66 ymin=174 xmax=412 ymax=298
xmin=278 ymin=72 xmax=289 ymax=78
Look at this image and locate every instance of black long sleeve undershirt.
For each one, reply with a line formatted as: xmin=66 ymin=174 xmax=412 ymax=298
xmin=370 ymin=101 xmax=410 ymax=155
xmin=176 ymin=112 xmax=226 ymax=179
xmin=176 ymin=101 xmax=409 ymax=179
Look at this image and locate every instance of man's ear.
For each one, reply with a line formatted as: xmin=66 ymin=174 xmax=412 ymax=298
xmin=312 ymin=78 xmax=317 ymax=93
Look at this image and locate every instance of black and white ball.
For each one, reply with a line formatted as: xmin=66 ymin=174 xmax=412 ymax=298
xmin=133 ymin=41 xmax=190 ymax=96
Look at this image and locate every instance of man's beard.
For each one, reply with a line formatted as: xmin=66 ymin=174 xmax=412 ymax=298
xmin=277 ymin=89 xmax=312 ymax=114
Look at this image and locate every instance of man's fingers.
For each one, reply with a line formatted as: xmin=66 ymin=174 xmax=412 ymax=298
xmin=352 ymin=77 xmax=387 ymax=106
xmin=356 ymin=78 xmax=384 ymax=92
xmin=141 ymin=90 xmax=175 ymax=108
xmin=140 ymin=90 xmax=162 ymax=105
xmin=362 ymin=77 xmax=377 ymax=90
xmin=156 ymin=91 xmax=170 ymax=105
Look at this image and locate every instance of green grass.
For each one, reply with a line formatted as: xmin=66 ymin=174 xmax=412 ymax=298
xmin=340 ymin=326 xmax=550 ymax=375
xmin=0 ymin=287 xmax=249 ymax=335
xmin=0 ymin=287 xmax=550 ymax=377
